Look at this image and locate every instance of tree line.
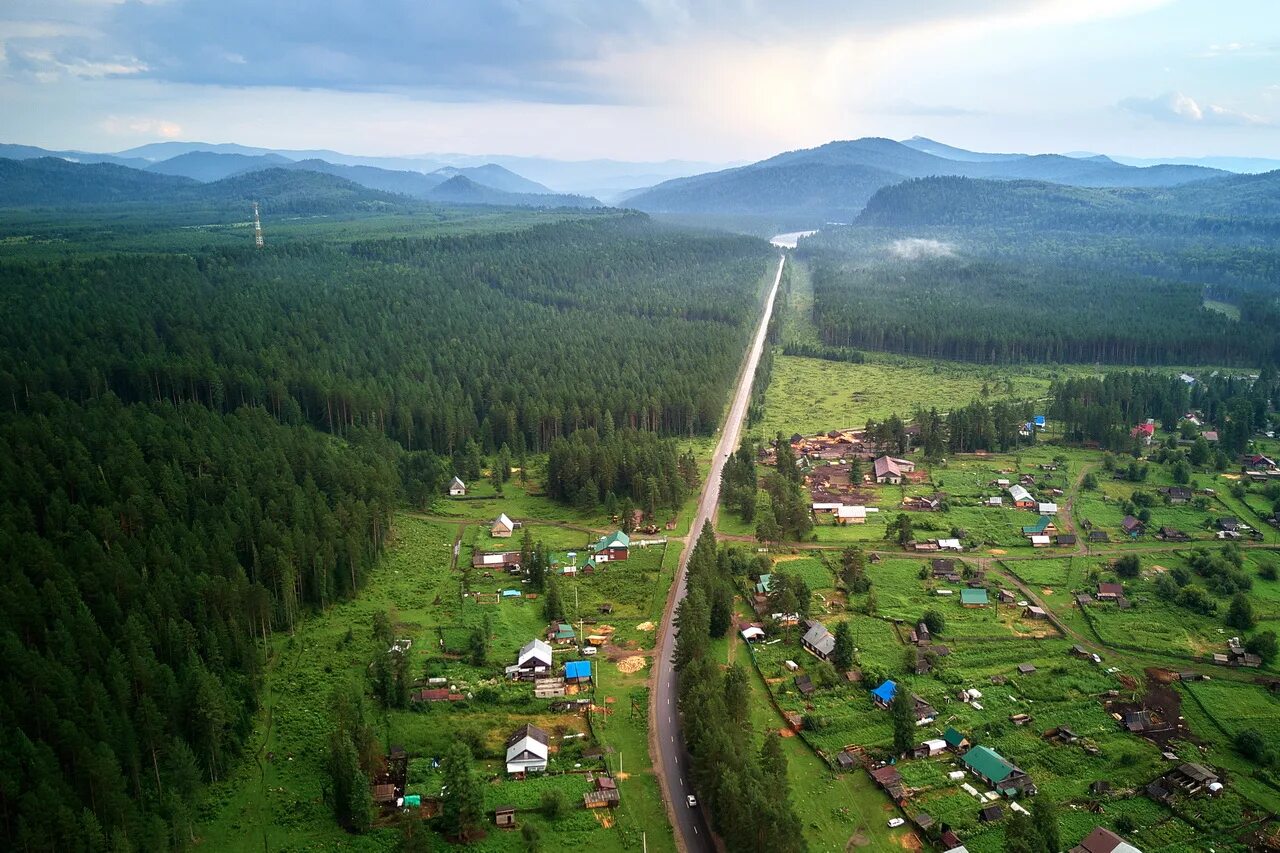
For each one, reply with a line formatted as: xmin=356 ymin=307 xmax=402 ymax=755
xmin=672 ymin=525 xmax=807 ymax=852
xmin=0 ymin=395 xmax=398 ymax=850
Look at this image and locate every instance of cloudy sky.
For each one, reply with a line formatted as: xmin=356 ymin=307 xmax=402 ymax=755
xmin=2 ymin=0 xmax=1277 ymax=161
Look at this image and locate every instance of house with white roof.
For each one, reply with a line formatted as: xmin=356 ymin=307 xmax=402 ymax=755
xmin=505 ymin=724 xmax=549 ymax=775
xmin=492 ymin=513 xmax=516 ymax=538
xmin=449 ymin=476 xmax=467 ymax=496
xmin=506 ymin=639 xmax=553 ymax=680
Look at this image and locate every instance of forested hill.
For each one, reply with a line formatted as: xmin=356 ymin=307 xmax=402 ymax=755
xmin=856 ymin=173 xmax=1280 ymax=234
xmin=627 ymin=136 xmax=1224 ymax=222
xmin=0 ymin=211 xmax=772 ymax=849
xmin=0 ymin=158 xmax=406 ymax=212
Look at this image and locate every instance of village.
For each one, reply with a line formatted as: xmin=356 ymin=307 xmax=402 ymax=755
xmin=711 ymin=404 xmax=1280 ymax=853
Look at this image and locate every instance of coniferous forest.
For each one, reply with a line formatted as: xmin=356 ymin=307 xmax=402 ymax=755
xmin=0 ymin=209 xmax=771 ymax=850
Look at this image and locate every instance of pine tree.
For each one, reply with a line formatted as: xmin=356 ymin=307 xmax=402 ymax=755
xmin=440 ymin=742 xmax=484 ymax=841
xmin=832 ymin=621 xmax=855 ymax=672
xmin=891 ymin=685 xmax=915 ymax=755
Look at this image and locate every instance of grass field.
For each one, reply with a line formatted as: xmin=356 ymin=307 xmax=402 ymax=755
xmin=199 ymin=514 xmax=669 ymax=851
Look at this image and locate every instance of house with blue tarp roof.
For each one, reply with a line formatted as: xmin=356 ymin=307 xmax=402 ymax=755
xmin=871 ymin=679 xmax=896 ymax=708
xmin=564 ymin=660 xmax=592 ymax=682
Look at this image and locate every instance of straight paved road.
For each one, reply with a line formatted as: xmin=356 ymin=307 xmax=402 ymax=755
xmin=650 ymin=254 xmax=786 ymax=852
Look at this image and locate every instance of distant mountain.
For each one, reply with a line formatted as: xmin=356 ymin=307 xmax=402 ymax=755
xmin=0 ymin=157 xmax=197 ymax=205
xmin=0 ymin=157 xmax=404 ymax=212
xmin=0 ymin=143 xmax=151 ymax=169
xmin=147 ymin=151 xmax=293 ymax=182
xmin=627 ymin=137 xmax=1226 ymax=225
xmin=899 ymin=136 xmax=1024 ymax=163
xmin=431 ymin=164 xmax=551 ymax=194
xmin=854 ymin=171 xmax=1280 ymax=232
xmin=276 ymin=158 xmax=448 ymax=196
xmin=618 ymin=162 xmax=901 ymax=221
xmin=425 ymin=175 xmax=601 ymax=208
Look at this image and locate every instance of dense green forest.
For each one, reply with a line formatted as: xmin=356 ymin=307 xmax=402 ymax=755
xmin=0 ymin=208 xmax=771 ymax=850
xmin=797 ymin=175 xmax=1280 ymax=366
xmin=0 ymin=396 xmax=398 ymax=850
xmin=1 ymin=214 xmax=771 ymax=454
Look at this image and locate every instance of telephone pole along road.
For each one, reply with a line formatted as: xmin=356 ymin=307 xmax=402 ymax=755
xmin=650 ymin=253 xmax=786 ymax=853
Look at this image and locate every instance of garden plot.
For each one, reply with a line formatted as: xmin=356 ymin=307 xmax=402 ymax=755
xmin=870 ymin=558 xmax=1059 ymax=639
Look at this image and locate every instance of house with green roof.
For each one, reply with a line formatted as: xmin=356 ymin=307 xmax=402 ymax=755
xmin=1021 ymin=516 xmax=1057 ymax=537
xmin=547 ymin=621 xmax=576 ymax=645
xmin=962 ymin=745 xmax=1034 ymax=795
xmin=943 ymin=727 xmax=970 ymax=751
xmin=590 ymin=530 xmax=630 ymax=563
xmin=960 ymin=588 xmax=989 ymax=607
xmin=755 ymin=573 xmax=773 ymax=595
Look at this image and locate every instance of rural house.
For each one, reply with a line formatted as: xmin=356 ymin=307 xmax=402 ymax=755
xmin=1166 ymin=762 xmax=1220 ymax=795
xmin=960 ymin=588 xmax=989 ymax=608
xmin=873 ymin=456 xmax=915 ymax=484
xmin=871 ymin=679 xmax=897 ymax=709
xmin=1021 ymin=516 xmax=1057 ymax=538
xmin=492 ymin=513 xmax=516 ymax=538
xmin=1037 ymin=502 xmax=1058 ymax=515
xmin=564 ymin=660 xmax=592 ymax=685
xmin=507 ymin=639 xmax=553 ymax=680
xmin=943 ymin=727 xmax=970 ymax=751
xmin=932 ymin=559 xmax=961 ymax=582
xmin=961 ymin=745 xmax=1035 ymax=795
xmin=1070 ymin=826 xmax=1143 ymax=853
xmin=1096 ymin=583 xmax=1124 ymax=602
xmin=547 ymin=621 xmax=577 ymax=645
xmin=449 ymin=476 xmax=467 ymax=496
xmin=801 ymin=622 xmax=836 ymax=660
xmin=1121 ymin=516 xmax=1144 ymax=537
xmin=837 ymin=504 xmax=875 ymax=524
xmin=1159 ymin=486 xmax=1192 ymax=504
xmin=1008 ymin=484 xmax=1036 ymax=508
xmin=505 ymin=724 xmax=549 ymax=775
xmin=591 ymin=530 xmax=630 ymax=562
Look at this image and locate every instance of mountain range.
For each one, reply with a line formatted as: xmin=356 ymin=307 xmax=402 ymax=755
xmin=0 ymin=152 xmax=603 ymax=210
xmin=626 ymin=137 xmax=1234 ymax=225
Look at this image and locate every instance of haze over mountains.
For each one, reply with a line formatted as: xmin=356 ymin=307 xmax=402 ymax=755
xmin=2 ymin=135 xmax=1277 ymax=223
xmin=624 ymin=136 xmax=1266 ymax=226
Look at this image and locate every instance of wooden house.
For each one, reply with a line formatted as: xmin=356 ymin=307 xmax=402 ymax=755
xmin=449 ymin=476 xmax=467 ymax=496
xmin=492 ymin=513 xmax=516 ymax=538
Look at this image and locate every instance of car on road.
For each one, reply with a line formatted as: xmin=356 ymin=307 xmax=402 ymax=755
xmin=888 ymin=818 xmax=905 ymax=828
xmin=686 ymin=794 xmax=698 ymax=808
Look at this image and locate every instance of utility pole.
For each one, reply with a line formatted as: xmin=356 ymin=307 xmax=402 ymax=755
xmin=252 ymin=201 xmax=264 ymax=248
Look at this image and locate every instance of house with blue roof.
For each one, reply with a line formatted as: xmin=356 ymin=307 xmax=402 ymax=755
xmin=871 ymin=679 xmax=897 ymax=708
xmin=564 ymin=660 xmax=592 ymax=683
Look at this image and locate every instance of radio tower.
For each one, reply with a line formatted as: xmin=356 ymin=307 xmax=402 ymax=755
xmin=252 ymin=202 xmax=264 ymax=248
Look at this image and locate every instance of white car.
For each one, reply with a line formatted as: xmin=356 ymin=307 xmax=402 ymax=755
xmin=888 ymin=817 xmax=905 ymax=828
xmin=686 ymin=794 xmax=698 ymax=808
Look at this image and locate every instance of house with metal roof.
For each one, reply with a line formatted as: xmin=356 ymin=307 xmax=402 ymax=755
xmin=507 ymin=639 xmax=554 ymax=680
xmin=590 ymin=530 xmax=630 ymax=562
xmin=1070 ymin=826 xmax=1143 ymax=853
xmin=1022 ymin=516 xmax=1056 ymax=536
xmin=1008 ymin=484 xmax=1035 ymax=507
xmin=505 ymin=724 xmax=549 ymax=775
xmin=943 ymin=727 xmax=970 ymax=751
xmin=960 ymin=588 xmax=989 ymax=607
xmin=801 ymin=622 xmax=835 ymax=660
xmin=961 ymin=745 xmax=1034 ymax=795
xmin=873 ymin=456 xmax=915 ymax=484
xmin=492 ymin=513 xmax=516 ymax=537
xmin=449 ymin=476 xmax=467 ymax=496
xmin=755 ymin=573 xmax=773 ymax=594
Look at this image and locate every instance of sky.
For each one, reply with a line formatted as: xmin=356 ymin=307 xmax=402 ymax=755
xmin=1 ymin=0 xmax=1278 ymax=162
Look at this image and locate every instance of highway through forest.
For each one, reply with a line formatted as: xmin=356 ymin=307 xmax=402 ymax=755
xmin=650 ymin=253 xmax=786 ymax=852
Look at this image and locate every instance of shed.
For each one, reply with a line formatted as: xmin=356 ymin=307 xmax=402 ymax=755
xmin=980 ymin=804 xmax=1004 ymax=822
xmin=564 ymin=660 xmax=592 ymax=682
xmin=449 ymin=476 xmax=467 ymax=496
xmin=943 ymin=727 xmax=970 ymax=751
xmin=492 ymin=513 xmax=516 ymax=538
xmin=1017 ymin=663 xmax=1037 ymax=675
xmin=494 ymin=805 xmax=516 ymax=828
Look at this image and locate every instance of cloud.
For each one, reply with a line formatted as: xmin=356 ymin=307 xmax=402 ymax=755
xmin=1118 ymin=91 xmax=1271 ymax=126
xmin=867 ymin=100 xmax=984 ymax=117
xmin=890 ymin=238 xmax=955 ymax=259
xmin=0 ymin=0 xmax=1174 ymax=103
xmin=100 ymin=115 xmax=183 ymax=138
